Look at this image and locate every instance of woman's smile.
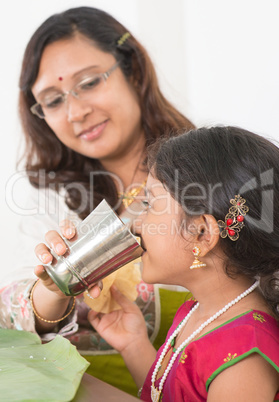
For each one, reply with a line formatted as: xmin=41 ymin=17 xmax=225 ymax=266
xmin=78 ymin=120 xmax=109 ymax=141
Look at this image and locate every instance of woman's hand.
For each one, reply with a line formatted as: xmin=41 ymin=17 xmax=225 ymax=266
xmin=88 ymin=285 xmax=148 ymax=353
xmin=34 ymin=219 xmax=102 ymax=298
xmin=33 ymin=219 xmax=102 ymax=332
xmin=34 ymin=219 xmax=76 ymax=296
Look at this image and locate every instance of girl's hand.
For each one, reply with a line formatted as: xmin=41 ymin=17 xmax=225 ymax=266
xmin=88 ymin=285 xmax=148 ymax=353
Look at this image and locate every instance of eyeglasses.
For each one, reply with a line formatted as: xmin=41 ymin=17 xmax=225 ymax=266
xmin=30 ymin=62 xmax=119 ymax=119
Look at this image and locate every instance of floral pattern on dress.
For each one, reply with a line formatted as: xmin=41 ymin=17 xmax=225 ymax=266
xmin=253 ymin=312 xmax=266 ymax=323
xmin=17 ymin=293 xmax=30 ymax=319
xmin=0 ymin=279 xmax=35 ymax=333
xmin=179 ymin=351 xmax=188 ymax=364
xmin=1 ymin=283 xmax=18 ymax=314
xmin=224 ymin=352 xmax=237 ymax=362
xmin=137 ymin=281 xmax=155 ymax=303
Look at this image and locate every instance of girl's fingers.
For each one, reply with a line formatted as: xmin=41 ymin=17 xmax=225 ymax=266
xmin=87 ymin=281 xmax=103 ymax=299
xmin=87 ymin=310 xmax=101 ymax=329
xmin=110 ymin=285 xmax=134 ymax=310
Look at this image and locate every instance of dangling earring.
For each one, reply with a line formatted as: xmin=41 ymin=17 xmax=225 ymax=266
xmin=190 ymin=246 xmax=206 ymax=269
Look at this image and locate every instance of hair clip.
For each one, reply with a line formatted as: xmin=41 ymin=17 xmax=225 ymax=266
xmin=217 ymin=195 xmax=249 ymax=241
xmin=117 ymin=32 xmax=131 ymax=47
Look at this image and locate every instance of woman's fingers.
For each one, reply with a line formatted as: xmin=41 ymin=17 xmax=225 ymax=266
xmin=35 ymin=221 xmax=76 ymax=265
xmin=34 ymin=243 xmax=53 ymax=264
xmin=34 ymin=264 xmax=50 ymax=281
xmin=33 ymin=220 xmax=77 ymax=296
xmin=59 ymin=219 xmax=76 ymax=240
xmin=34 ymin=265 xmax=64 ymax=294
xmin=44 ymin=230 xmax=67 ymax=255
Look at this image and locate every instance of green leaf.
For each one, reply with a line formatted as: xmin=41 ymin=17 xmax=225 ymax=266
xmin=0 ymin=329 xmax=90 ymax=401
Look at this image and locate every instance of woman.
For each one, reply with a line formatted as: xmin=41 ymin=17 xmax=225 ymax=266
xmin=1 ymin=6 xmax=194 ymax=396
xmin=87 ymin=126 xmax=279 ymax=400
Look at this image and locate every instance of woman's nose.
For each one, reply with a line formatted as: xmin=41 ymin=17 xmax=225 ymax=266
xmin=66 ymin=95 xmax=92 ymax=122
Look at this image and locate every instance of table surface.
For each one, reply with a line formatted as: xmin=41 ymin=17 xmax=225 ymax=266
xmin=73 ymin=373 xmax=139 ymax=401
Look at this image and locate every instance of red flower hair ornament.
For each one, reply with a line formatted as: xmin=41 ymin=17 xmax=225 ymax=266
xmin=217 ymin=195 xmax=249 ymax=241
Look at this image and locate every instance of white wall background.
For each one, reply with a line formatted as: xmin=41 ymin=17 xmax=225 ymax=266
xmin=1 ymin=0 xmax=279 ymax=280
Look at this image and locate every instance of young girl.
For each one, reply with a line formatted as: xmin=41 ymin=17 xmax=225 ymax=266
xmin=86 ymin=126 xmax=279 ymax=400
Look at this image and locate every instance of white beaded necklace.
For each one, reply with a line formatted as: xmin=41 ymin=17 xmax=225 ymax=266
xmin=151 ymin=280 xmax=259 ymax=402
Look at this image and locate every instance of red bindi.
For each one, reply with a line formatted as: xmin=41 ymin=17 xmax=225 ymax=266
xmin=58 ymin=77 xmax=63 ymax=81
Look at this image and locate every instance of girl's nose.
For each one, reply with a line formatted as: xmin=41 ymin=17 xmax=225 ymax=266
xmin=130 ymin=213 xmax=145 ymax=237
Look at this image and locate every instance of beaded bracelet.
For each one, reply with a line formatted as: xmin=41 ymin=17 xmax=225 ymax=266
xmin=30 ymin=280 xmax=76 ymax=324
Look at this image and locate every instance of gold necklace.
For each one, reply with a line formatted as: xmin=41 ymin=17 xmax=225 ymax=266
xmin=118 ymin=178 xmax=147 ymax=208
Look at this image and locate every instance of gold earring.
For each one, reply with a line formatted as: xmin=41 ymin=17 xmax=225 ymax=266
xmin=190 ymin=246 xmax=206 ymax=269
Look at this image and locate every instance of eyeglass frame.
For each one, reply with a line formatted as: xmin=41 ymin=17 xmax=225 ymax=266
xmin=30 ymin=61 xmax=120 ymax=119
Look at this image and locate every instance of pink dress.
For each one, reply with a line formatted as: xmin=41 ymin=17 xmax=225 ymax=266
xmin=141 ymin=300 xmax=279 ymax=402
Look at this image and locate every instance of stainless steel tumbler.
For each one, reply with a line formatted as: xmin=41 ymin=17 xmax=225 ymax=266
xmin=44 ymin=199 xmax=143 ymax=296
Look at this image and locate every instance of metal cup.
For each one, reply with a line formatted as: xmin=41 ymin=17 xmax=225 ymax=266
xmin=44 ymin=199 xmax=143 ymax=296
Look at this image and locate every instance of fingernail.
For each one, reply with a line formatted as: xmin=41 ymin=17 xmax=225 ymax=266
xmin=55 ymin=243 xmax=65 ymax=254
xmin=97 ymin=281 xmax=103 ymax=291
xmin=40 ymin=253 xmax=50 ymax=263
xmin=65 ymin=228 xmax=74 ymax=237
xmin=85 ymin=290 xmax=94 ymax=300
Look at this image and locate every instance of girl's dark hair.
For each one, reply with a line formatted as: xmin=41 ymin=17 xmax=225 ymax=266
xmin=18 ymin=6 xmax=195 ymax=219
xmin=150 ymin=126 xmax=279 ymax=318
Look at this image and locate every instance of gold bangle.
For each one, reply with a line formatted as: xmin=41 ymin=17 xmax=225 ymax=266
xmin=30 ymin=280 xmax=76 ymax=324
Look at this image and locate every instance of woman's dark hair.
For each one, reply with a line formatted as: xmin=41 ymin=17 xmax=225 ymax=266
xmin=150 ymin=126 xmax=279 ymax=318
xmin=18 ymin=6 xmax=195 ymax=219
